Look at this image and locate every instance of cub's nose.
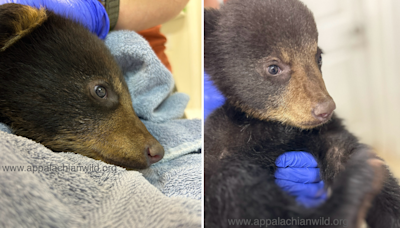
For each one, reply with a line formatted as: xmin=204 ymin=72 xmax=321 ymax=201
xmin=145 ymin=141 xmax=164 ymax=164
xmin=312 ymin=99 xmax=336 ymax=122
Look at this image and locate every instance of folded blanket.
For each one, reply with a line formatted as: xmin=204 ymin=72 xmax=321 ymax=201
xmin=0 ymin=31 xmax=202 ymax=227
xmin=0 ymin=132 xmax=201 ymax=227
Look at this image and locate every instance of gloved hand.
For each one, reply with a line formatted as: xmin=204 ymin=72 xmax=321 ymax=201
xmin=275 ymin=151 xmax=327 ymax=208
xmin=0 ymin=0 xmax=109 ymax=39
xmin=204 ymin=72 xmax=225 ymax=119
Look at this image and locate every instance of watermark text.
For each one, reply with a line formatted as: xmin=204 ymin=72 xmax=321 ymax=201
xmin=227 ymin=217 xmax=347 ymax=227
xmin=1 ymin=164 xmax=117 ymax=173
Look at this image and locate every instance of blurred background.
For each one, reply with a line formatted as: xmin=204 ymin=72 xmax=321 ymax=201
xmin=301 ymin=0 xmax=400 ymax=177
xmin=161 ymin=0 xmax=202 ymax=119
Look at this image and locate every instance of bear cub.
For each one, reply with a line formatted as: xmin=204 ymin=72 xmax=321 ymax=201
xmin=0 ymin=4 xmax=164 ymax=169
xmin=204 ymin=0 xmax=400 ymax=227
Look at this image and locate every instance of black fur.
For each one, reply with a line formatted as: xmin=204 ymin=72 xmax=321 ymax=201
xmin=204 ymin=0 xmax=400 ymax=227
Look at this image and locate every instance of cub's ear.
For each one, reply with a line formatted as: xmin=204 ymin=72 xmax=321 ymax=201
xmin=0 ymin=3 xmax=47 ymax=52
xmin=204 ymin=8 xmax=221 ymax=39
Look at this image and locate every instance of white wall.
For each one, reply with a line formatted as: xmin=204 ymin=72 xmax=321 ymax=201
xmin=161 ymin=0 xmax=202 ymax=119
xmin=301 ymin=0 xmax=400 ymax=161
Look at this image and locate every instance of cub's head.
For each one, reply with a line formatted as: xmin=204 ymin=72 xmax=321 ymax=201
xmin=0 ymin=4 xmax=164 ymax=169
xmin=205 ymin=0 xmax=335 ymax=129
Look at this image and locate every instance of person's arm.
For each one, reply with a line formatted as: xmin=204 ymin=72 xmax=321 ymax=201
xmin=204 ymin=0 xmax=220 ymax=8
xmin=114 ymin=0 xmax=189 ymax=32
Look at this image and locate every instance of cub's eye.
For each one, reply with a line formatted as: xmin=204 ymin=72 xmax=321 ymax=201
xmin=95 ymin=85 xmax=107 ymax=98
xmin=267 ymin=65 xmax=281 ymax=75
xmin=88 ymin=81 xmax=118 ymax=108
xmin=318 ymin=55 xmax=322 ymax=66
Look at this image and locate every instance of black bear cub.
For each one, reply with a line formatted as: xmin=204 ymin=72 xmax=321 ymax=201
xmin=204 ymin=0 xmax=400 ymax=227
xmin=0 ymin=4 xmax=164 ymax=169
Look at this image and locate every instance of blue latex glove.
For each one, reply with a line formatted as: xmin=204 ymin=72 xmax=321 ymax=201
xmin=275 ymin=151 xmax=327 ymax=208
xmin=204 ymin=72 xmax=225 ymax=119
xmin=0 ymin=0 xmax=109 ymax=39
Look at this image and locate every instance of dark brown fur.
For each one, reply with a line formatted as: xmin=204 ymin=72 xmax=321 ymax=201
xmin=204 ymin=0 xmax=400 ymax=227
xmin=0 ymin=4 xmax=164 ymax=169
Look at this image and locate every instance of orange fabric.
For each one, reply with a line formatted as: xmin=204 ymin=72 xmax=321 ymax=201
xmin=138 ymin=25 xmax=172 ymax=72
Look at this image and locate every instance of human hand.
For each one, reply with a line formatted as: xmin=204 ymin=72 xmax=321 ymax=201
xmin=275 ymin=151 xmax=327 ymax=208
xmin=0 ymin=0 xmax=109 ymax=39
xmin=204 ymin=72 xmax=225 ymax=119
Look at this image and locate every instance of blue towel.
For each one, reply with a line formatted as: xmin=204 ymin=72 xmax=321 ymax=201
xmin=105 ymin=31 xmax=202 ymax=162
xmin=105 ymin=31 xmax=189 ymax=122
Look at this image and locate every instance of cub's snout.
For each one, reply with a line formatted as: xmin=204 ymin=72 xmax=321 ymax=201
xmin=312 ymin=99 xmax=336 ymax=123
